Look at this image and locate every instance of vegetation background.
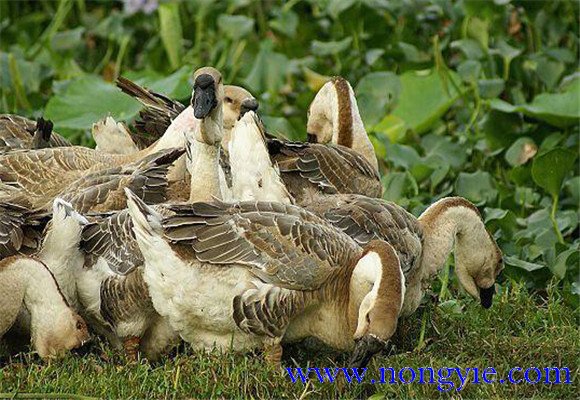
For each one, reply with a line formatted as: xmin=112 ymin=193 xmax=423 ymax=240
xmin=0 ymin=0 xmax=578 ymax=398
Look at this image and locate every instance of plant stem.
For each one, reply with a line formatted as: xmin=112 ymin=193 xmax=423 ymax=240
xmin=550 ymin=195 xmax=564 ymax=244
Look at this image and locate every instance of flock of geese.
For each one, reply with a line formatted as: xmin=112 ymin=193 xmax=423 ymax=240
xmin=0 ymin=67 xmax=503 ymax=368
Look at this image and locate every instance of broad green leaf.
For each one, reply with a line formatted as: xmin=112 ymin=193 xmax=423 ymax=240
xmin=45 ymin=75 xmax=142 ymax=130
xmin=388 ymin=70 xmax=462 ymax=135
xmin=504 ymin=256 xmax=545 ymax=272
xmin=495 ymin=39 xmax=522 ymax=62
xmin=51 ymin=27 xmax=85 ymax=51
xmin=374 ymin=115 xmax=407 ymax=143
xmin=382 ymin=171 xmax=418 ymax=205
xmin=467 ymin=17 xmax=489 ymax=51
xmin=355 ymin=71 xmax=400 ymax=128
xmin=531 ymin=148 xmax=577 ymax=198
xmin=326 ymin=0 xmax=356 ymax=18
xmin=311 ymin=37 xmax=352 ymax=56
xmin=269 ymin=8 xmax=298 ymax=38
xmin=458 ymin=60 xmax=481 ymax=83
xmin=455 ymin=171 xmax=497 ymax=205
xmin=478 ymin=79 xmax=504 ymax=99
xmin=536 ymin=56 xmax=565 ymax=89
xmin=421 ymin=134 xmax=467 ymax=169
xmin=158 ymin=2 xmax=183 ymax=71
xmin=217 ymin=15 xmax=255 ymax=39
xmin=243 ymin=41 xmax=288 ymax=94
xmin=490 ymin=80 xmax=580 ymax=127
xmin=365 ymin=48 xmax=385 ymax=66
xmin=505 ymin=137 xmax=537 ymax=166
xmin=450 ymin=39 xmax=485 ymax=60
xmin=385 ymin=143 xmax=421 ymax=169
xmin=551 ymin=248 xmax=579 ymax=280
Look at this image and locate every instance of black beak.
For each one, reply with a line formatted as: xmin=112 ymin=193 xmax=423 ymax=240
xmin=192 ymin=73 xmax=218 ymax=119
xmin=71 ymin=337 xmax=93 ymax=356
xmin=348 ymin=335 xmax=386 ymax=369
xmin=306 ymin=133 xmax=318 ymax=143
xmin=479 ymin=285 xmax=495 ymax=309
xmin=240 ymin=98 xmax=259 ymax=119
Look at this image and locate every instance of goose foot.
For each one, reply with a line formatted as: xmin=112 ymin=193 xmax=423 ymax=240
xmin=263 ymin=340 xmax=283 ymax=366
xmin=123 ymin=336 xmax=141 ymax=361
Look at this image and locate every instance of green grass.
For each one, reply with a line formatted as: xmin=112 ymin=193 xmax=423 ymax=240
xmin=1 ymin=283 xmax=578 ymax=399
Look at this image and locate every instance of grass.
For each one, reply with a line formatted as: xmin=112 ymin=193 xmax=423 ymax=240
xmin=0 ymin=283 xmax=578 ymax=399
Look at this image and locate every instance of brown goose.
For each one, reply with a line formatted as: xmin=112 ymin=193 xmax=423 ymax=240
xmin=0 ymin=115 xmax=71 ymax=153
xmin=126 ymin=191 xmax=405 ymax=368
xmin=225 ymin=114 xmax=503 ymax=312
xmin=0 ymin=255 xmax=89 ymax=359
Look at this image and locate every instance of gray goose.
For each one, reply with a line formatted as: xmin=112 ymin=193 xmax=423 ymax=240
xmin=126 ymin=191 xmax=405 ymax=368
xmin=0 ymin=115 xmax=71 ymax=154
xmin=47 ymin=67 xmax=229 ymax=359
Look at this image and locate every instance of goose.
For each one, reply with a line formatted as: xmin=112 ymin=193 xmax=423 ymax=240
xmin=126 ymin=190 xmax=405 ymax=368
xmin=42 ymin=67 xmax=229 ymax=359
xmin=115 ymin=77 xmax=259 ymax=152
xmin=224 ymin=113 xmax=503 ymax=313
xmin=0 ymin=115 xmax=71 ymax=153
xmin=0 ymin=67 xmax=225 ymax=206
xmin=0 ymin=255 xmax=89 ymax=359
xmin=0 ymin=147 xmax=183 ymax=260
xmin=306 ymin=77 xmax=378 ymax=171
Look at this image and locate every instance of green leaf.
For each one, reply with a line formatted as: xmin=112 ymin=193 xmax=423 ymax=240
xmin=311 ymin=37 xmax=352 ymax=56
xmin=489 ymin=80 xmax=580 ymax=127
xmin=269 ymin=9 xmax=298 ymax=38
xmin=551 ymin=248 xmax=579 ymax=280
xmin=45 ymin=75 xmax=142 ymax=130
xmin=455 ymin=171 xmax=497 ymax=205
xmin=531 ymin=148 xmax=578 ymax=198
xmin=505 ymin=137 xmax=537 ymax=167
xmin=458 ymin=60 xmax=482 ymax=83
xmin=217 ymin=15 xmax=255 ymax=39
xmin=504 ymin=256 xmax=545 ymax=272
xmin=51 ymin=27 xmax=85 ymax=51
xmin=382 ymin=171 xmax=418 ymax=205
xmin=386 ymin=70 xmax=462 ymax=135
xmin=536 ymin=57 xmax=565 ymax=89
xmin=450 ymin=39 xmax=485 ymax=60
xmin=374 ymin=115 xmax=407 ymax=143
xmin=478 ymin=79 xmax=504 ymax=99
xmin=355 ymin=71 xmax=400 ymax=128
xmin=158 ymin=2 xmax=183 ymax=71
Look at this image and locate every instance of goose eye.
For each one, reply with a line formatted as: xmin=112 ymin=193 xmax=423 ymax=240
xmin=225 ymin=97 xmax=233 ymax=104
xmin=365 ymin=313 xmax=371 ymax=324
xmin=76 ymin=321 xmax=84 ymax=330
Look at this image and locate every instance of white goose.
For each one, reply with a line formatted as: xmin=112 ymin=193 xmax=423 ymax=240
xmin=0 ymin=255 xmax=89 ymax=359
xmin=126 ymin=190 xmax=405 ymax=368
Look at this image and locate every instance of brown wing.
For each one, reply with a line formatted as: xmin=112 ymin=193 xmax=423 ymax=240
xmin=306 ymin=194 xmax=423 ymax=277
xmin=81 ymin=210 xmax=143 ymax=276
xmin=60 ymin=148 xmax=184 ymax=213
xmin=116 ymin=77 xmax=186 ymax=148
xmin=99 ymin=268 xmax=155 ymax=328
xmin=0 ymin=197 xmax=48 ymax=258
xmin=268 ymin=140 xmax=382 ymax=205
xmin=162 ymin=201 xmax=362 ymax=291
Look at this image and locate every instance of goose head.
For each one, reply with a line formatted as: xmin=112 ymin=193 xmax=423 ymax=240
xmin=222 ymin=85 xmax=259 ymax=152
xmin=191 ymin=67 xmax=224 ymax=145
xmin=41 ymin=198 xmax=88 ymax=253
xmin=35 ymin=310 xmax=90 ymax=359
xmin=454 ymin=220 xmax=503 ymax=309
xmin=348 ymin=240 xmax=404 ymax=369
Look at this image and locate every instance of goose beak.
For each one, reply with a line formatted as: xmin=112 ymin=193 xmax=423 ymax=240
xmin=192 ymin=73 xmax=218 ymax=119
xmin=240 ymin=98 xmax=259 ymax=118
xmin=479 ymin=285 xmax=495 ymax=309
xmin=348 ymin=334 xmax=386 ymax=369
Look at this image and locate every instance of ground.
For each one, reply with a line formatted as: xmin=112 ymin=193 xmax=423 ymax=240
xmin=0 ymin=283 xmax=577 ymax=399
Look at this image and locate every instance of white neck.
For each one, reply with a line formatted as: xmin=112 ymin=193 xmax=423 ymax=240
xmin=349 ymin=105 xmax=378 ymax=172
xmin=418 ymin=201 xmax=489 ymax=280
xmin=188 ymin=141 xmax=222 ymax=202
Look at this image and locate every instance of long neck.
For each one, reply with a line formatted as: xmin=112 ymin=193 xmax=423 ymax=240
xmin=418 ymin=197 xmax=486 ymax=280
xmin=20 ymin=260 xmax=71 ymax=325
xmin=188 ymin=141 xmax=222 ymax=202
xmin=151 ymin=107 xmax=197 ymax=154
xmin=333 ymin=85 xmax=378 ymax=172
xmin=36 ymin=223 xmax=84 ymax=306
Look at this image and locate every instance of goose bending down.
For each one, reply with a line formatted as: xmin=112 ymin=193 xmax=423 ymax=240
xmin=224 ymin=114 xmax=503 ymax=313
xmin=0 ymin=115 xmax=71 ymax=154
xmin=92 ymin=116 xmax=139 ymax=155
xmin=126 ymin=191 xmax=404 ymax=368
xmin=0 ymin=255 xmax=89 ymax=359
xmin=116 ymin=76 xmax=259 ymax=152
xmin=46 ymin=67 xmax=229 ymax=359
